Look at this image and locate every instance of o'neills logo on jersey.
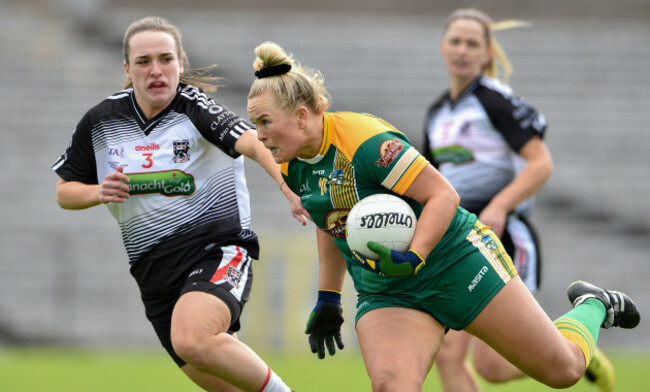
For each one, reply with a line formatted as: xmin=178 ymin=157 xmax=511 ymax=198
xmin=127 ymin=170 xmax=196 ymax=197
xmin=375 ymin=138 xmax=403 ymax=167
xmin=135 ymin=143 xmax=160 ymax=151
xmin=173 ymin=140 xmax=191 ymax=163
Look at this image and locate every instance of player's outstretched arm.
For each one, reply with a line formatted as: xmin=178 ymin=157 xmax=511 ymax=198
xmin=235 ymin=129 xmax=310 ymax=225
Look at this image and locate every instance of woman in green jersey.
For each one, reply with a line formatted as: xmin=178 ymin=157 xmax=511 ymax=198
xmin=246 ymin=41 xmax=640 ymax=392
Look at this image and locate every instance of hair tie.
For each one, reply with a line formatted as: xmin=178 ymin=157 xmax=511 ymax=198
xmin=255 ymin=64 xmax=292 ymax=79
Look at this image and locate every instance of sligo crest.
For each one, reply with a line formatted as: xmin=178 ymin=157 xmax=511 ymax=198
xmin=225 ymin=265 xmax=242 ymax=288
xmin=173 ymin=140 xmax=191 ymax=163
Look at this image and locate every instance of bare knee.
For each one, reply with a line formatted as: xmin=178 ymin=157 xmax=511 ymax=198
xmin=472 ymin=346 xmax=523 ymax=384
xmin=172 ymin=332 xmax=209 ymax=369
xmin=436 ymin=346 xmax=467 ymax=370
xmin=171 ymin=331 xmax=233 ymax=372
xmin=435 ymin=348 xmax=473 ymax=384
xmin=474 ymin=358 xmax=513 ymax=383
xmin=538 ymin=343 xmax=588 ymax=388
xmin=371 ymin=381 xmax=422 ymax=392
xmin=170 ymin=292 xmax=232 ymax=371
xmin=542 ymin=360 xmax=583 ymax=389
xmin=370 ymin=370 xmax=423 ymax=392
xmin=435 ymin=333 xmax=471 ymax=372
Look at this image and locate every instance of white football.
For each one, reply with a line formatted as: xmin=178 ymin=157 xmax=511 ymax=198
xmin=346 ymin=194 xmax=417 ymax=259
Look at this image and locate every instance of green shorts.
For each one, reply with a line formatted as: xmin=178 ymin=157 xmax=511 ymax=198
xmin=355 ymin=221 xmax=517 ymax=330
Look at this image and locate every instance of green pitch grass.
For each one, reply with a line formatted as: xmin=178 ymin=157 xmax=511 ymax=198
xmin=0 ymin=348 xmax=648 ymax=391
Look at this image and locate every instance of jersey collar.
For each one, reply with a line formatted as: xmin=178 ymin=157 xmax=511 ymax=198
xmin=129 ymin=85 xmax=182 ymax=135
xmin=297 ymin=112 xmax=333 ymax=164
xmin=449 ymin=75 xmax=482 ymax=109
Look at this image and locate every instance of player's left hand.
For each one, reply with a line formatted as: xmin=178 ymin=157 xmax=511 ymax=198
xmin=352 ymin=242 xmax=425 ymax=276
xmin=305 ymin=290 xmax=344 ymax=359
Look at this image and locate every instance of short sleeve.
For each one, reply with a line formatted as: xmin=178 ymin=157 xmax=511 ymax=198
xmin=476 ymin=86 xmax=547 ymax=152
xmin=52 ymin=112 xmax=98 ymax=184
xmin=182 ymin=88 xmax=253 ymax=158
xmin=354 ymin=131 xmax=429 ymax=195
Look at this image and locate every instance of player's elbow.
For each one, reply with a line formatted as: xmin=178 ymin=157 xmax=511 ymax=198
xmin=535 ymin=156 xmax=554 ymax=188
xmin=55 ymin=187 xmax=71 ymax=209
xmin=543 ymin=157 xmax=554 ymax=180
xmin=445 ymin=185 xmax=461 ymax=208
xmin=56 ymin=194 xmax=79 ymax=210
xmin=534 ymin=144 xmax=554 ymax=183
xmin=452 ymin=188 xmax=461 ymax=206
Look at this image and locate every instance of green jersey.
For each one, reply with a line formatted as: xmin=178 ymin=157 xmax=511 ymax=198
xmin=282 ymin=111 xmax=477 ymax=294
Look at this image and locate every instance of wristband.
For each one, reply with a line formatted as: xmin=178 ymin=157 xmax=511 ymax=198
xmin=318 ymin=289 xmax=342 ymax=304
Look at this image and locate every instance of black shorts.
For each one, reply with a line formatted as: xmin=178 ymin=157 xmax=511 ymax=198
xmin=130 ymin=242 xmax=254 ymax=367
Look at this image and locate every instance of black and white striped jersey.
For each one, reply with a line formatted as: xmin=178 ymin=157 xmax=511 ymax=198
xmin=53 ymin=83 xmax=258 ymax=264
xmin=423 ymin=75 xmax=547 ymax=216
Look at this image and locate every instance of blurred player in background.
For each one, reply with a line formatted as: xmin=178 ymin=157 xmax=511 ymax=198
xmin=246 ymin=40 xmax=640 ymax=392
xmin=52 ymin=15 xmax=306 ymax=392
xmin=423 ymin=9 xmax=616 ymax=391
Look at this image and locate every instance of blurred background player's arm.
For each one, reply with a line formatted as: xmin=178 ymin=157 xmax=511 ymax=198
xmin=479 ymin=136 xmax=552 ymax=236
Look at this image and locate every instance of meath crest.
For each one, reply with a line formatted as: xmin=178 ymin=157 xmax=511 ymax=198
xmin=173 ymin=140 xmax=190 ymax=163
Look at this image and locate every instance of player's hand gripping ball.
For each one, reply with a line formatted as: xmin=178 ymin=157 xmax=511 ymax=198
xmin=346 ymin=194 xmax=423 ymax=276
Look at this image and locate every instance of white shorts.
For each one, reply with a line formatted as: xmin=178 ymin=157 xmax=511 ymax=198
xmin=502 ymin=214 xmax=541 ymax=293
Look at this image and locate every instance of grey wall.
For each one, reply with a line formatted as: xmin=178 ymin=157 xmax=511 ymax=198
xmin=1 ymin=0 xmax=649 ymax=353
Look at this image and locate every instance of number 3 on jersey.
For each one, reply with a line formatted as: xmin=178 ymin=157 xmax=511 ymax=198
xmin=142 ymin=153 xmax=153 ymax=169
